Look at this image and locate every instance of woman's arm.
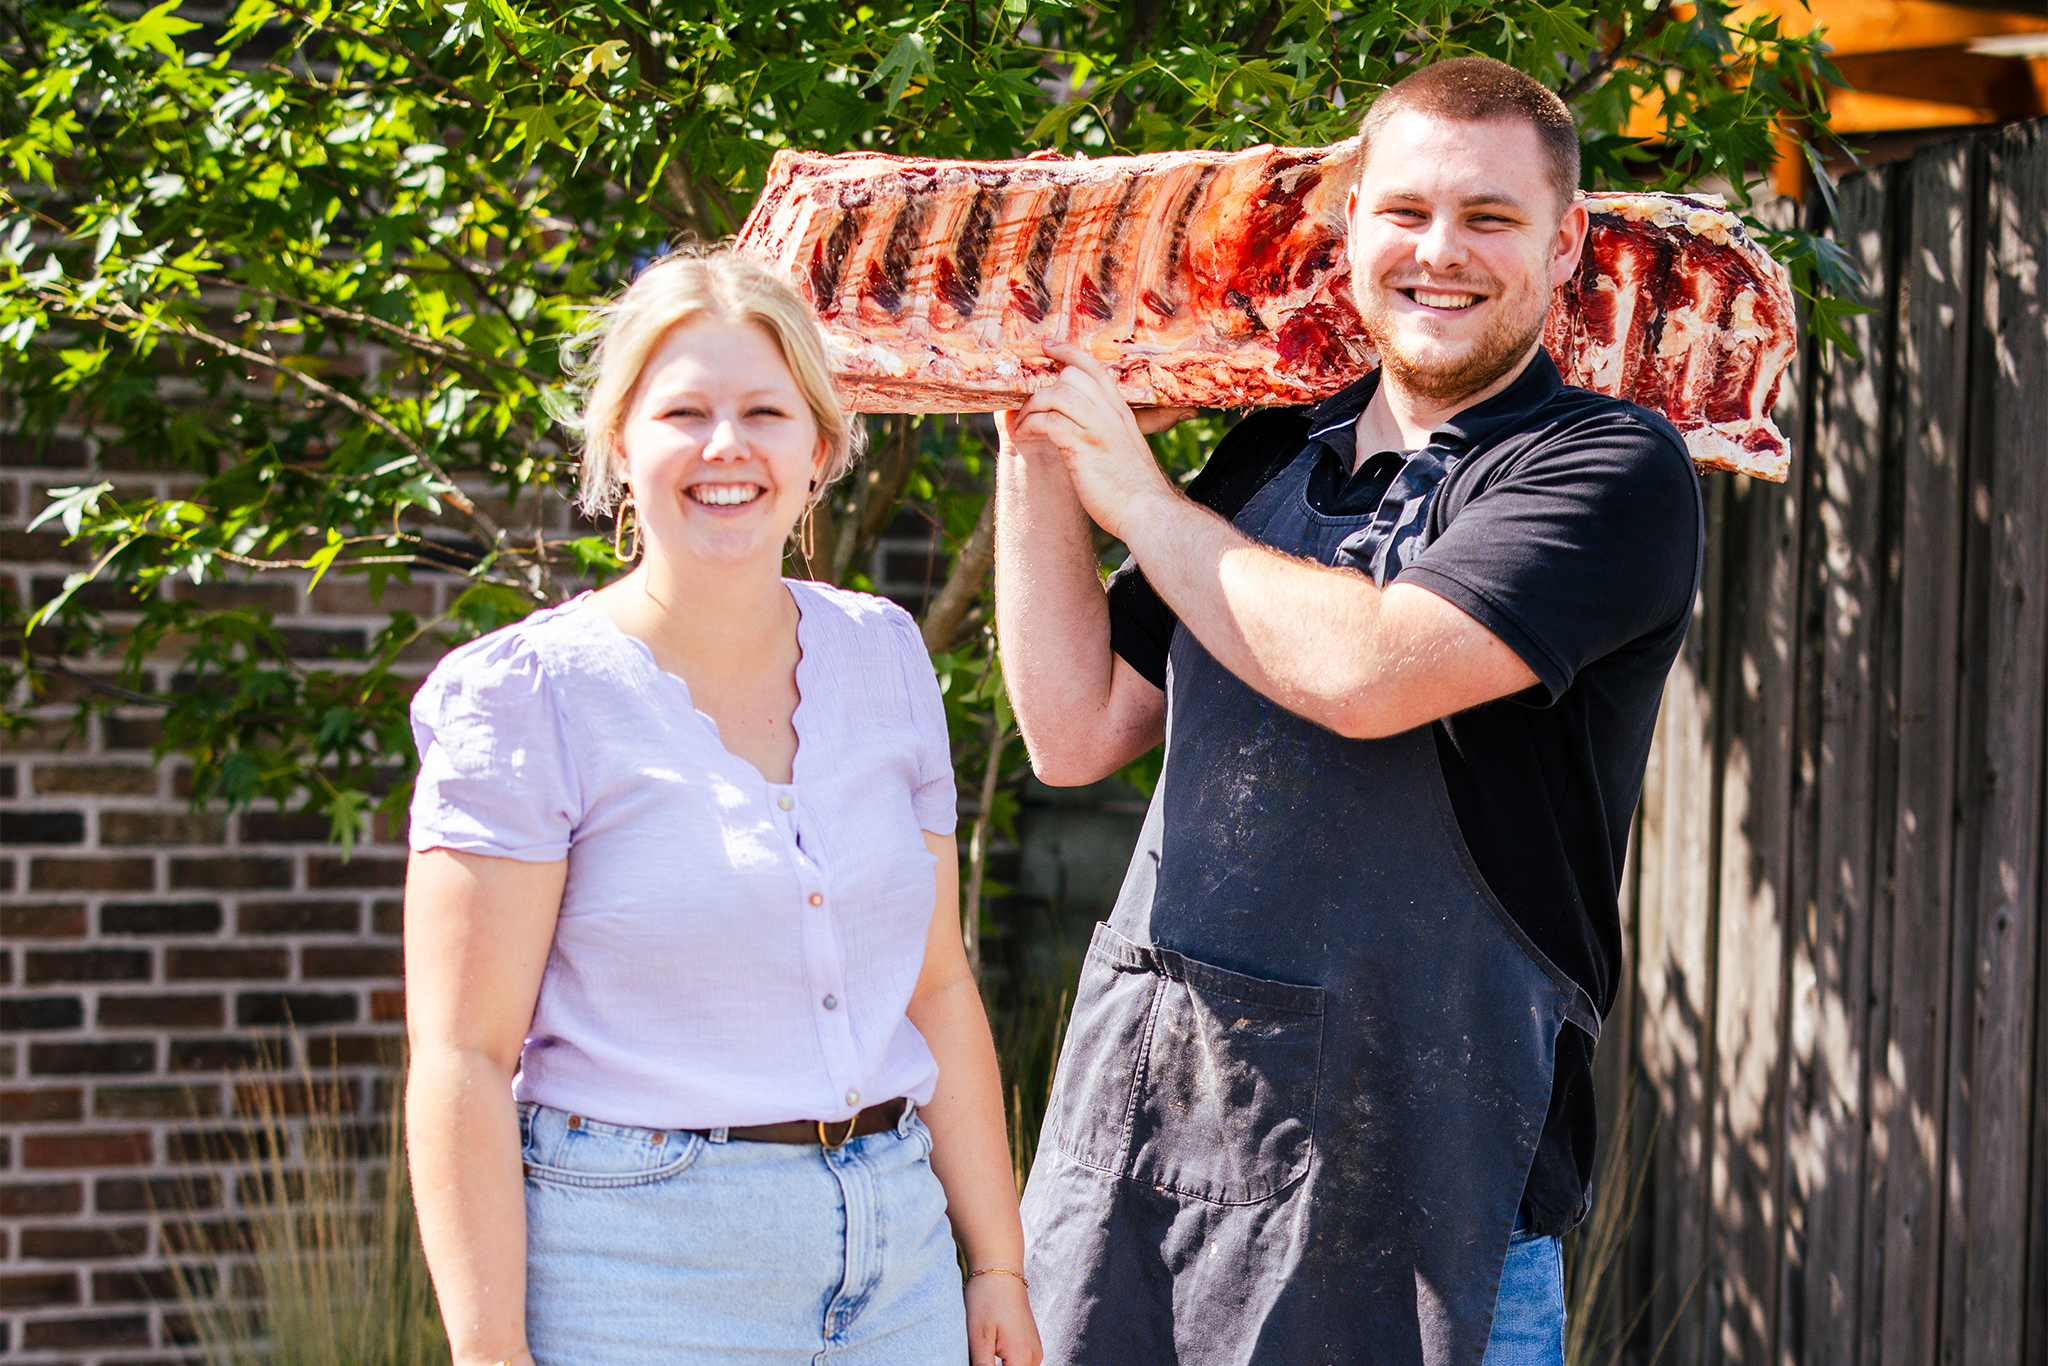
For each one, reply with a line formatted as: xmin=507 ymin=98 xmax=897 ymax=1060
xmin=907 ymin=831 xmax=1044 ymax=1366
xmin=404 ymin=847 xmax=566 ymax=1366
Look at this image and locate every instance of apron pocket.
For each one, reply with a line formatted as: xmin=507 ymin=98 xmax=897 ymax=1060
xmin=1051 ymin=923 xmax=1324 ymax=1205
xmin=1048 ymin=924 xmax=1164 ymax=1177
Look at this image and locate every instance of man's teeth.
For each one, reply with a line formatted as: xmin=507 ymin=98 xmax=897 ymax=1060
xmin=692 ymin=484 xmax=762 ymax=506
xmin=1410 ymin=289 xmax=1479 ymax=309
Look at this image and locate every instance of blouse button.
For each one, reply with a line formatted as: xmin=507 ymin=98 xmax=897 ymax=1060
xmin=823 ymin=995 xmax=838 ymax=1010
xmin=777 ymin=794 xmax=794 ymax=810
xmin=846 ymin=1089 xmax=861 ymax=1107
xmin=809 ymin=893 xmax=823 ymax=906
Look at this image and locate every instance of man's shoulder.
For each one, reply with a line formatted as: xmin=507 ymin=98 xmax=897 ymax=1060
xmin=1437 ymin=384 xmax=1704 ymax=554
xmin=1523 ymin=384 xmax=1694 ymax=470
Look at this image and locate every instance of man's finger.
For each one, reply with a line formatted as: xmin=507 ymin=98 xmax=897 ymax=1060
xmin=1015 ymin=384 xmax=1100 ymax=436
xmin=1042 ymin=339 xmax=1125 ymax=398
xmin=1134 ymin=405 xmax=1198 ymax=435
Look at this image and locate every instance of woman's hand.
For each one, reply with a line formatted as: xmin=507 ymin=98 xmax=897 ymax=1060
xmin=966 ymin=1271 xmax=1043 ymax=1366
xmin=905 ymin=833 xmax=1044 ymax=1365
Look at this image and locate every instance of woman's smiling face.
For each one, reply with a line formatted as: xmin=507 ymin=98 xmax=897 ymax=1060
xmin=614 ymin=316 xmax=827 ymax=572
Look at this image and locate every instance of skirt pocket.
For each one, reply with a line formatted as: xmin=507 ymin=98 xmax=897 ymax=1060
xmin=1050 ymin=922 xmax=1323 ymax=1205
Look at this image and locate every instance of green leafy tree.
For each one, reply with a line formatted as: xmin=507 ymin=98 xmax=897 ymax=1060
xmin=0 ymin=0 xmax=1847 ymax=858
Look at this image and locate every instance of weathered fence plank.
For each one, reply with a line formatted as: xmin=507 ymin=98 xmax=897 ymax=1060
xmin=1644 ymin=468 xmax=1730 ymax=1364
xmin=1708 ymin=282 xmax=1806 ymax=1362
xmin=1945 ymin=119 xmax=2048 ymax=1366
xmin=1869 ymin=140 xmax=1977 ymax=1366
xmin=1779 ymin=167 xmax=1902 ymax=1366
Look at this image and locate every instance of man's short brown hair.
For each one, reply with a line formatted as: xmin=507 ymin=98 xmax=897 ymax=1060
xmin=1358 ymin=56 xmax=1581 ymax=214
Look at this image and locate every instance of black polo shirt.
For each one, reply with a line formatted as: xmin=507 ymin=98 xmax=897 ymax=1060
xmin=1105 ymin=349 xmax=1704 ymax=1232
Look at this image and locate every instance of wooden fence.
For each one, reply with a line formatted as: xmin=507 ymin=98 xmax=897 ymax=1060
xmin=1588 ymin=117 xmax=2048 ymax=1365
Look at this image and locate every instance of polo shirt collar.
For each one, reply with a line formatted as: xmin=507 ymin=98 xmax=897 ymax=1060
xmin=1299 ymin=346 xmax=1565 ymax=453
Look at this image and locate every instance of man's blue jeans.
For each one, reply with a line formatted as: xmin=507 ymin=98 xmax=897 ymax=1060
xmin=1480 ymin=1225 xmax=1566 ymax=1366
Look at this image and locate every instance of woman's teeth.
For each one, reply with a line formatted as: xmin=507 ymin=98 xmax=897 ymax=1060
xmin=690 ymin=484 xmax=763 ymax=507
xmin=1407 ymin=289 xmax=1480 ymax=309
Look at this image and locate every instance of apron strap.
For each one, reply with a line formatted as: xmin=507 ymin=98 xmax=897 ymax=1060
xmin=1563 ymin=980 xmax=1600 ymax=1045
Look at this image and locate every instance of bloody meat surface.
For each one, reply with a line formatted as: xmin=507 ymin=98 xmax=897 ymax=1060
xmin=735 ymin=140 xmax=1797 ymax=480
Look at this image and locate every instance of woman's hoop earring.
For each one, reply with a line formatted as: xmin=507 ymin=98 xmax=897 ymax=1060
xmin=797 ymin=501 xmax=816 ymax=564
xmin=613 ymin=494 xmax=640 ymax=562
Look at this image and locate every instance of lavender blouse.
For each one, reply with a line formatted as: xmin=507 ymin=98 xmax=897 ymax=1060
xmin=406 ymin=583 xmax=958 ymax=1130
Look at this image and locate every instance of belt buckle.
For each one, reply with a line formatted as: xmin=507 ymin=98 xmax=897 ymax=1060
xmin=817 ymin=1116 xmax=859 ymax=1150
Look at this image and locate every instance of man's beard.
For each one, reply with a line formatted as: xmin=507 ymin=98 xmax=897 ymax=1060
xmin=1357 ymin=282 xmax=1548 ymax=406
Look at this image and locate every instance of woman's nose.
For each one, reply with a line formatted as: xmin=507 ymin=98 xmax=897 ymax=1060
xmin=701 ymin=417 xmax=746 ymax=461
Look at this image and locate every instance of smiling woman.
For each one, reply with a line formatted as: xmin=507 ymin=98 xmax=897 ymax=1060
xmin=399 ymin=253 xmax=1042 ymax=1366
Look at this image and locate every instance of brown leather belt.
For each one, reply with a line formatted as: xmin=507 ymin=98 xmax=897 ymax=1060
xmin=705 ymin=1098 xmax=907 ymax=1149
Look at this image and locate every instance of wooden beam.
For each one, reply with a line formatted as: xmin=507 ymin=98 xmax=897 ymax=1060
xmin=1730 ymin=1 xmax=2048 ymax=56
xmin=1830 ymin=48 xmax=2046 ymax=121
xmin=1827 ymin=89 xmax=1999 ymax=132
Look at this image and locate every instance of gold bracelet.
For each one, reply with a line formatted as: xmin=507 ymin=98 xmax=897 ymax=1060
xmin=969 ymin=1267 xmax=1030 ymax=1289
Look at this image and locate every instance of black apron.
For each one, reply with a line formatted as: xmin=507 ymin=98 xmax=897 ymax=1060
xmin=1019 ymin=441 xmax=1600 ymax=1366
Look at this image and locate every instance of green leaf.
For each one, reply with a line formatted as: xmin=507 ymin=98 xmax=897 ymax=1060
xmin=866 ymin=30 xmax=935 ymax=111
xmin=304 ymin=528 xmax=346 ymax=591
xmin=28 ymin=483 xmax=114 ymax=539
xmin=127 ymin=0 xmax=205 ymax=57
xmin=323 ymin=787 xmax=374 ymax=860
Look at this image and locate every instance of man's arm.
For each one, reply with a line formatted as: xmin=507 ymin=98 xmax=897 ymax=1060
xmin=1120 ymin=496 xmax=1535 ymax=738
xmin=1010 ymin=344 xmax=1536 ymax=740
xmin=994 ymin=410 xmax=1167 ymax=785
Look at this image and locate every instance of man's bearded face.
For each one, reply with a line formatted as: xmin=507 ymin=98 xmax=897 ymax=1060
xmin=1347 ymin=111 xmax=1578 ymax=406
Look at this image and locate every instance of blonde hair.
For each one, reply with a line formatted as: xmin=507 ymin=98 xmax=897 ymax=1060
xmin=561 ymin=249 xmax=862 ymax=516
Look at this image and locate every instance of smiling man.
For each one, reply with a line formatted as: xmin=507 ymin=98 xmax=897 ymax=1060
xmin=995 ymin=58 xmax=1705 ymax=1366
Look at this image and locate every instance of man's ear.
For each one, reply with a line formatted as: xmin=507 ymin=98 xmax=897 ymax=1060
xmin=1346 ymin=185 xmax=1359 ymax=224
xmin=1550 ymin=201 xmax=1591 ymax=288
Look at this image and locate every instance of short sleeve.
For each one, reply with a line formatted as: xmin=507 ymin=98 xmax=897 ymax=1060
xmin=1395 ymin=413 xmax=1702 ymax=704
xmin=1106 ymin=561 xmax=1175 ymax=690
xmin=1107 ymin=406 xmax=1313 ymax=689
xmin=408 ymin=630 xmax=581 ymax=861
xmin=890 ymin=609 xmax=958 ymax=835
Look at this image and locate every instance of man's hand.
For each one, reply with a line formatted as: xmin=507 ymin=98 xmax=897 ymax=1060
xmin=1009 ymin=340 xmax=1193 ymax=540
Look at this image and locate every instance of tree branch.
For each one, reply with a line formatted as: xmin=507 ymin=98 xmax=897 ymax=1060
xmin=75 ymin=296 xmax=506 ymax=550
xmin=31 ymin=658 xmax=168 ymax=709
xmin=960 ymin=712 xmax=1012 ymax=978
xmin=1558 ymin=3 xmax=1678 ymax=104
xmin=269 ymin=0 xmax=471 ymax=101
xmin=0 ymin=0 xmax=43 ymax=66
xmin=200 ymin=274 xmax=555 ymax=387
xmin=919 ymin=492 xmax=995 ymax=655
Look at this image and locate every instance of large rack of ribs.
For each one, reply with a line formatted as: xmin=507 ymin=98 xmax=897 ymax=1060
xmin=733 ymin=139 xmax=1798 ymax=480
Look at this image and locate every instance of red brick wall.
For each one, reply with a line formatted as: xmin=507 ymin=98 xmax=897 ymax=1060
xmin=1 ymin=424 xmax=425 ymax=1361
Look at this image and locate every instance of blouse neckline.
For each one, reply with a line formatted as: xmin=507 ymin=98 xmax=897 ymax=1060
xmin=564 ymin=582 xmax=816 ymax=791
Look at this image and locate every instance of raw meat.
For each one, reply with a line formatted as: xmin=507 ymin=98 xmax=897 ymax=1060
xmin=734 ymin=140 xmax=1797 ymax=480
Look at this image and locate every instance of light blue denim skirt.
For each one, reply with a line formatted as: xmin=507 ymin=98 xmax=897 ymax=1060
xmin=519 ymin=1101 xmax=969 ymax=1365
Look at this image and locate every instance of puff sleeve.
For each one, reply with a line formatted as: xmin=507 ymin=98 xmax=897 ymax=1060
xmin=890 ymin=609 xmax=958 ymax=836
xmin=407 ymin=629 xmax=581 ymax=861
